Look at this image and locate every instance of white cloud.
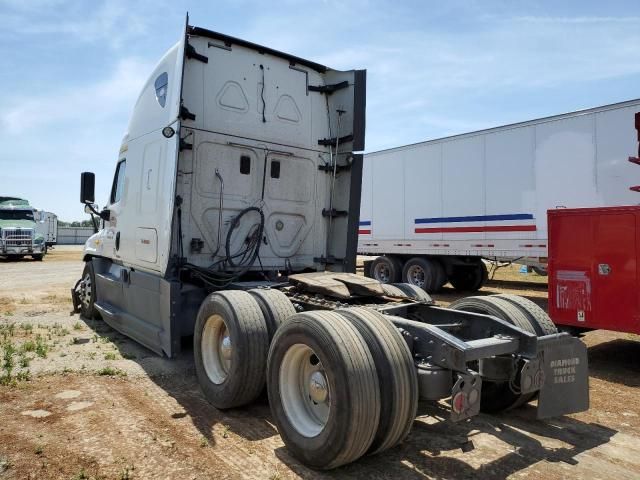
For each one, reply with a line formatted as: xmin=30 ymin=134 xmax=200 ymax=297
xmin=0 ymin=0 xmax=158 ymax=49
xmin=0 ymin=57 xmax=153 ymax=136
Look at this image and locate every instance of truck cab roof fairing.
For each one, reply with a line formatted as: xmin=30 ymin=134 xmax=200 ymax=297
xmin=187 ymin=26 xmax=328 ymax=74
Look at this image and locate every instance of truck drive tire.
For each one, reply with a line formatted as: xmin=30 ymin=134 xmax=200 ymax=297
xmin=391 ymin=283 xmax=434 ymax=303
xmin=267 ymin=310 xmax=380 ymax=470
xmin=402 ymin=257 xmax=438 ymax=292
xmin=449 ymin=261 xmax=488 ymax=292
xmin=494 ymin=294 xmax=557 ymax=336
xmin=336 ymin=307 xmax=418 ymax=455
xmin=194 ymin=290 xmax=269 ymax=409
xmin=248 ymin=288 xmax=296 ymax=338
xmin=381 ymin=283 xmax=409 ymax=298
xmin=32 ymin=254 xmax=44 ymax=261
xmin=449 ymin=295 xmax=536 ymax=413
xmin=78 ymin=261 xmax=99 ymax=320
xmin=369 ymin=256 xmax=402 ymax=284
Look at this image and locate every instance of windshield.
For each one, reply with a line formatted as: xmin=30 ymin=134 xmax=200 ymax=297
xmin=0 ymin=210 xmax=34 ymax=221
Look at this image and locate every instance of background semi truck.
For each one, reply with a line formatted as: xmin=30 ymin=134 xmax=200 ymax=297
xmin=34 ymin=210 xmax=58 ymax=247
xmin=72 ymin=19 xmax=589 ymax=470
xmin=0 ymin=197 xmax=47 ymax=260
xmin=359 ymin=98 xmax=640 ymax=292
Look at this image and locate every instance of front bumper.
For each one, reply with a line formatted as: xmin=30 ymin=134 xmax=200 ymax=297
xmin=0 ymin=242 xmax=44 ymax=255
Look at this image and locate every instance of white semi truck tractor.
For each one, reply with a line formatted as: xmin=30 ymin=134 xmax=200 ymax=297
xmin=72 ymin=19 xmax=589 ymax=470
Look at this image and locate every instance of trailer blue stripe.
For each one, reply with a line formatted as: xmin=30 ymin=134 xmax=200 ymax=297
xmin=359 ymin=220 xmax=371 ymax=226
xmin=414 ymin=213 xmax=534 ymax=224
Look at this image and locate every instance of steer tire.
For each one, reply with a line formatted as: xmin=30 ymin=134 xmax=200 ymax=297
xmin=267 ymin=310 xmax=381 ymax=470
xmin=194 ymin=290 xmax=269 ymax=409
xmin=391 ymin=283 xmax=434 ymax=303
xmin=449 ymin=295 xmax=535 ymax=413
xmin=78 ymin=261 xmax=99 ymax=320
xmin=336 ymin=307 xmax=418 ymax=454
xmin=248 ymin=288 xmax=296 ymax=338
xmin=369 ymin=256 xmax=402 ymax=284
xmin=494 ymin=294 xmax=557 ymax=336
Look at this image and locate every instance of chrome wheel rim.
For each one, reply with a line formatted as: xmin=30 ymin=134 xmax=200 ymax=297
xmin=373 ymin=262 xmax=391 ymax=283
xmin=406 ymin=264 xmax=426 ymax=288
xmin=201 ymin=314 xmax=232 ymax=384
xmin=79 ymin=272 xmax=92 ymax=309
xmin=280 ymin=344 xmax=330 ymax=437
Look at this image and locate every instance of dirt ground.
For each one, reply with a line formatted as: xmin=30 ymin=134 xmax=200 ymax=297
xmin=1 ymin=249 xmax=640 ymax=479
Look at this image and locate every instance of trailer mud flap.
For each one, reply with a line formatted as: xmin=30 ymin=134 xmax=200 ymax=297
xmin=537 ymin=334 xmax=589 ymax=419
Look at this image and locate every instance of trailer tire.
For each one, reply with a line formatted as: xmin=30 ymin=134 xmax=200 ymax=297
xmin=370 ymin=256 xmax=402 ymax=284
xmin=402 ymin=257 xmax=437 ymax=292
xmin=449 ymin=261 xmax=488 ymax=291
xmin=248 ymin=288 xmax=296 ymax=338
xmin=77 ymin=261 xmax=99 ymax=320
xmin=336 ymin=307 xmax=418 ymax=454
xmin=391 ymin=283 xmax=434 ymax=303
xmin=267 ymin=310 xmax=380 ymax=469
xmin=433 ymin=259 xmax=447 ymax=291
xmin=449 ymin=295 xmax=535 ymax=413
xmin=494 ymin=294 xmax=557 ymax=336
xmin=532 ymin=266 xmax=548 ymax=277
xmin=194 ymin=290 xmax=269 ymax=409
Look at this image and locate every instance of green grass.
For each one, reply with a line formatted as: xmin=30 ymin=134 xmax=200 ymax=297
xmin=35 ymin=335 xmax=48 ymax=358
xmin=97 ymin=367 xmax=126 ymax=377
xmin=18 ymin=352 xmax=30 ymax=368
xmin=104 ymin=352 xmax=117 ymax=361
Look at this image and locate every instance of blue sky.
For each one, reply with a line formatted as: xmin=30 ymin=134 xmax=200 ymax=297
xmin=1 ymin=0 xmax=640 ymax=221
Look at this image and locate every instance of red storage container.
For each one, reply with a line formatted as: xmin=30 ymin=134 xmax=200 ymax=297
xmin=548 ymin=206 xmax=640 ymax=333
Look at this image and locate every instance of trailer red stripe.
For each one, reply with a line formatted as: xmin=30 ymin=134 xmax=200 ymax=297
xmin=358 ymin=229 xmax=371 ymax=235
xmin=415 ymin=225 xmax=537 ymax=234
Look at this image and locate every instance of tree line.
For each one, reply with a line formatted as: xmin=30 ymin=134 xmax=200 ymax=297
xmin=57 ymin=220 xmax=95 ymax=227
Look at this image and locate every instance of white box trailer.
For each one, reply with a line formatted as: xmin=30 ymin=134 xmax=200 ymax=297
xmin=359 ymin=98 xmax=640 ymax=292
xmin=34 ymin=210 xmax=58 ymax=247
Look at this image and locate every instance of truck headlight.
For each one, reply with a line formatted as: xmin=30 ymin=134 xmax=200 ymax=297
xmin=34 ymin=237 xmax=44 ymax=244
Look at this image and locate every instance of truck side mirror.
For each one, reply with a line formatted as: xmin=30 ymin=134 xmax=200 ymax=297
xmin=80 ymin=172 xmax=95 ymax=203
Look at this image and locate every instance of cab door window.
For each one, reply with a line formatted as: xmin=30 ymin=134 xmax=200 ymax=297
xmin=110 ymin=160 xmax=127 ymax=204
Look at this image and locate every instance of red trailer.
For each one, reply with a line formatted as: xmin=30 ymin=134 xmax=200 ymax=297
xmin=548 ymin=205 xmax=640 ymax=334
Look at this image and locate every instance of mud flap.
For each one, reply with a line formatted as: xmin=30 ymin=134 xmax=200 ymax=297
xmin=70 ymin=279 xmax=82 ymax=313
xmin=536 ymin=334 xmax=589 ymax=419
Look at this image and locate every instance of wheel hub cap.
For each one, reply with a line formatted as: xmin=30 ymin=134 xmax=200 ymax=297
xmin=280 ymin=344 xmax=331 ymax=437
xmin=407 ymin=265 xmax=425 ymax=288
xmin=308 ymin=370 xmax=328 ymax=403
xmin=221 ymin=335 xmax=232 ymax=360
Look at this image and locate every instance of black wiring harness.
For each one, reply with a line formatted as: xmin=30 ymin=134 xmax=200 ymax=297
xmin=180 ymin=206 xmax=265 ymax=289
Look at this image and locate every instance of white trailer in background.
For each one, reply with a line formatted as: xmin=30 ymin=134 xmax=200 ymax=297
xmin=359 ymin=98 xmax=640 ymax=292
xmin=34 ymin=210 xmax=58 ymax=247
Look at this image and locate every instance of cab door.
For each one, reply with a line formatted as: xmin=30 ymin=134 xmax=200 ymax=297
xmin=103 ymin=158 xmax=127 ymax=260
